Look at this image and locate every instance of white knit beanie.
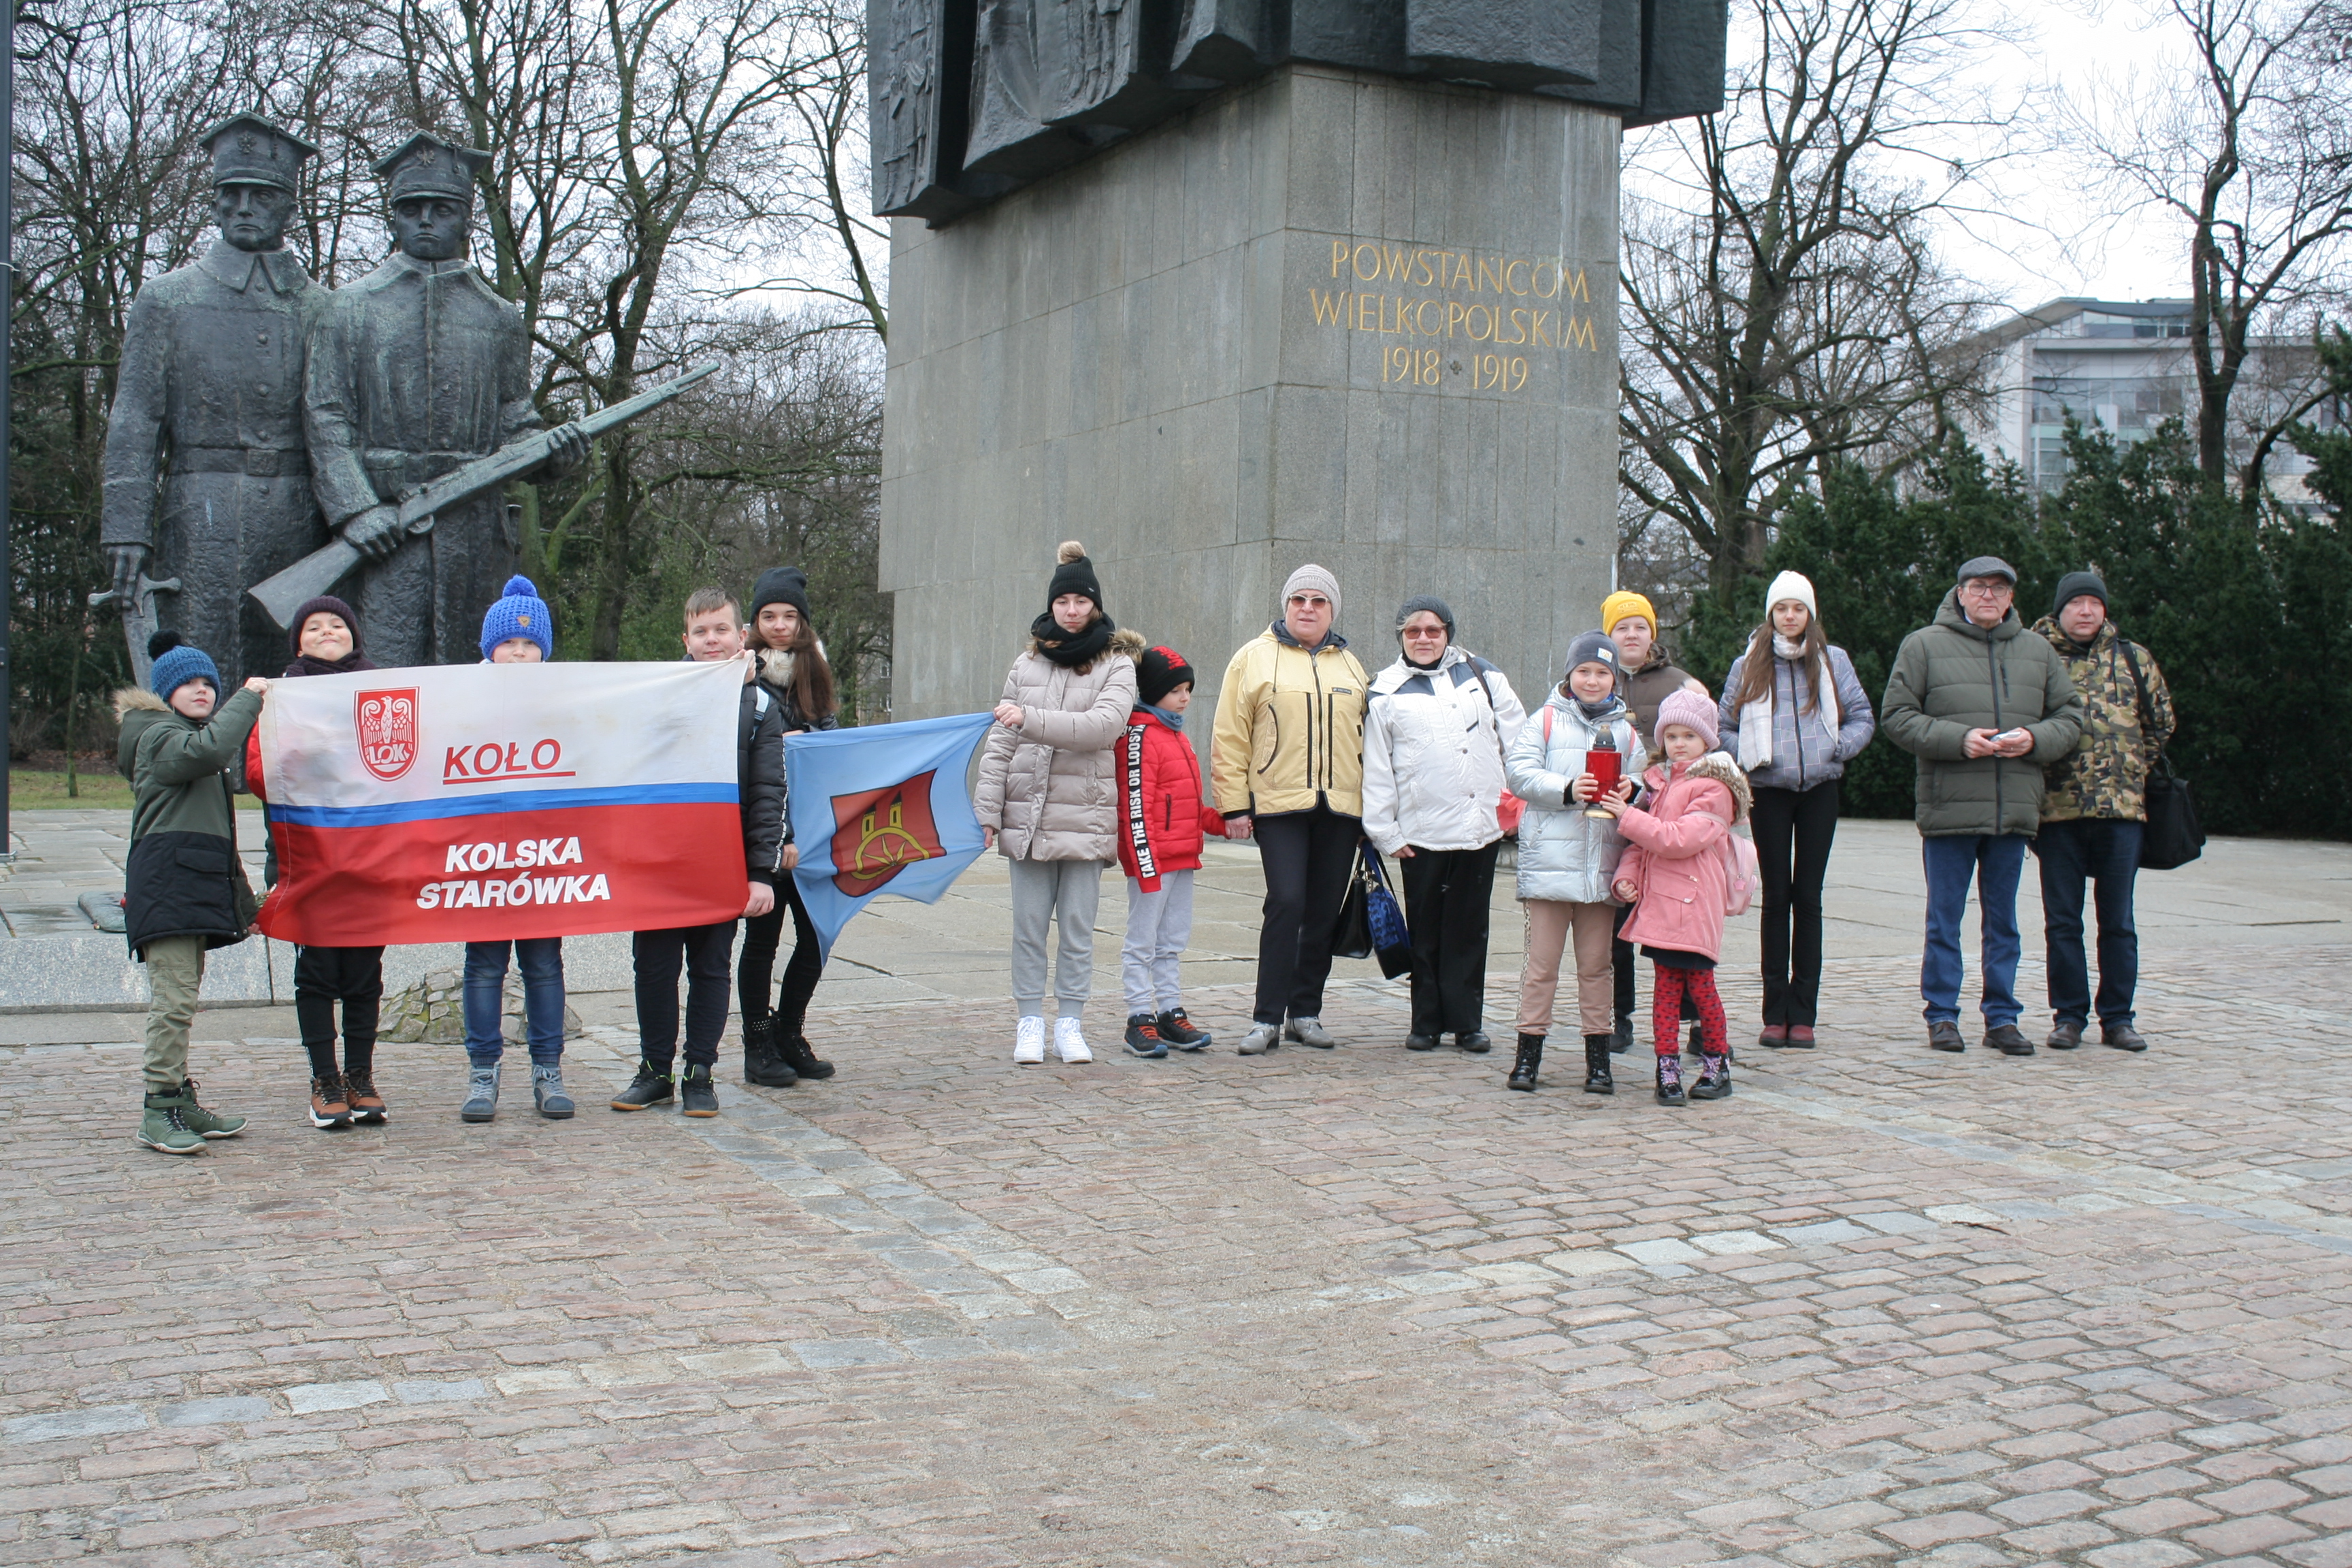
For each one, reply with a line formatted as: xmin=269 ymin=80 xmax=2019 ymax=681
xmin=1765 ymin=570 xmax=1818 ymax=622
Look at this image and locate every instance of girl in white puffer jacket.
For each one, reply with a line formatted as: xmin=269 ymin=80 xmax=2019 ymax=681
xmin=1502 ymin=632 xmax=1646 ymax=1096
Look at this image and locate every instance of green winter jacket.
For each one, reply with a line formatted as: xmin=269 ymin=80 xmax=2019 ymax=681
xmin=1880 ymin=593 xmax=2082 ymax=838
xmin=114 ymin=685 xmax=263 ymax=953
xmin=116 ymin=686 xmax=263 ymax=840
xmin=2032 ymin=617 xmax=2174 ymax=823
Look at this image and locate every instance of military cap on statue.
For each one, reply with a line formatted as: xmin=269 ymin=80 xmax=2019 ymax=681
xmin=372 ymin=131 xmax=491 ymax=204
xmin=199 ymin=114 xmax=320 ymax=194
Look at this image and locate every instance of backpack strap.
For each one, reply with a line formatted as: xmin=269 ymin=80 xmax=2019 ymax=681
xmin=2114 ymin=638 xmax=2163 ymax=764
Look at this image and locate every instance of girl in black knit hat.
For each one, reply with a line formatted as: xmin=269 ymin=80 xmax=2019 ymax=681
xmin=738 ymin=566 xmax=842 ymax=1085
xmin=974 ymin=541 xmax=1143 ymax=1064
xmin=243 ymin=595 xmax=393 ymax=1130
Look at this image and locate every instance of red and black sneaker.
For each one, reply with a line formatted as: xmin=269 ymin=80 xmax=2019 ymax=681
xmin=1124 ymin=1015 xmax=1169 ymax=1058
xmin=1154 ymin=1009 xmax=1212 ymax=1051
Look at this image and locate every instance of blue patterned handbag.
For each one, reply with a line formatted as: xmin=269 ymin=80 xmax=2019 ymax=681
xmin=1360 ymin=841 xmax=1413 ymax=979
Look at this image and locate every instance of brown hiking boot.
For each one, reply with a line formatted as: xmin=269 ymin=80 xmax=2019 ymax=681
xmin=344 ymin=1073 xmax=388 ymax=1123
xmin=310 ymin=1073 xmax=353 ymax=1130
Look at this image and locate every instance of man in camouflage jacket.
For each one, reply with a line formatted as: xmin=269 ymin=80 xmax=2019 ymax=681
xmin=2033 ymin=570 xmax=2174 ymax=1055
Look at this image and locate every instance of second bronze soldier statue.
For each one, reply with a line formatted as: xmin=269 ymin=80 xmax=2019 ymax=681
xmin=304 ymin=132 xmax=585 ymax=668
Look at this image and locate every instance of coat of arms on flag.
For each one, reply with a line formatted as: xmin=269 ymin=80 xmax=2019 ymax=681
xmin=785 ymin=713 xmax=996 ymax=956
xmin=830 ymin=771 xmax=944 ymax=896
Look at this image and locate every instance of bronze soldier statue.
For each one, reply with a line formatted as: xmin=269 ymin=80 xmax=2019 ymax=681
xmin=101 ymin=114 xmax=331 ymax=687
xmin=304 ymin=132 xmax=586 ymax=668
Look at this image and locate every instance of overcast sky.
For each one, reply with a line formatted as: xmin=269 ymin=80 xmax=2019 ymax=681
xmin=1961 ymin=0 xmax=2193 ymax=312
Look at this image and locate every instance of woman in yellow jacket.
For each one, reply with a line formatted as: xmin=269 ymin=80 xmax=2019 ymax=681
xmin=1210 ymin=565 xmax=1370 ymax=1057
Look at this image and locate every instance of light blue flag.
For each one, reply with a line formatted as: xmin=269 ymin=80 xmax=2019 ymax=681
xmin=783 ymin=711 xmax=996 ymax=957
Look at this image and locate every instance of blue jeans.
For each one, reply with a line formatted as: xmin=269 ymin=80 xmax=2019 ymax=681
xmin=2036 ymin=818 xmax=2142 ymax=1029
xmin=1920 ymin=834 xmax=2029 ymax=1027
xmin=464 ymin=938 xmax=566 ymax=1065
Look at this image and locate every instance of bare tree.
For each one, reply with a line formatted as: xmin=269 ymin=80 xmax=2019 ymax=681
xmin=2072 ymin=0 xmax=2352 ymax=502
xmin=9 ymin=0 xmax=896 ymax=745
xmin=1619 ymin=0 xmax=2011 ymax=618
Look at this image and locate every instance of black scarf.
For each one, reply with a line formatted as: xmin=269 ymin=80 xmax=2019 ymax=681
xmin=1030 ymin=612 xmax=1113 ymax=668
xmin=282 ymin=651 xmax=381 ymax=679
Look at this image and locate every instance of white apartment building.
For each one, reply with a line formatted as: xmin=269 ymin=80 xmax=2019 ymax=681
xmin=1959 ymin=297 xmax=2340 ymax=504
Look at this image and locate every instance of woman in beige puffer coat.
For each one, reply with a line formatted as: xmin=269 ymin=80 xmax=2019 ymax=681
xmin=975 ymin=542 xmax=1143 ymax=1065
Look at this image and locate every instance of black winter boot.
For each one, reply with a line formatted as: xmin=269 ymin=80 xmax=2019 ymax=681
xmin=1582 ymin=1034 xmax=1615 ymax=1095
xmin=1690 ymin=1051 xmax=1733 ymax=1100
xmin=1611 ymin=1012 xmax=1634 ymax=1054
xmin=779 ymin=1031 xmax=835 ymax=1081
xmin=742 ymin=1016 xmax=798 ymax=1088
xmin=1655 ymin=1055 xmax=1687 ymax=1107
xmin=1506 ymin=1033 xmax=1543 ymax=1092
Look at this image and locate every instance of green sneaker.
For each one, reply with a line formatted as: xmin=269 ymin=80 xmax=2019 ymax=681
xmin=137 ymin=1092 xmax=206 ymax=1155
xmin=178 ymin=1079 xmax=246 ymax=1139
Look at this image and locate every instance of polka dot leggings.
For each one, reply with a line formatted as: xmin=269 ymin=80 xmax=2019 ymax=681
xmin=1652 ymin=964 xmax=1729 ymax=1058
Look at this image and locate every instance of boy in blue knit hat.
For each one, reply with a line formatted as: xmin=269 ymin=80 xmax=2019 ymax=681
xmin=459 ymin=576 xmax=572 ymax=1123
xmin=114 ymin=632 xmax=271 ymax=1152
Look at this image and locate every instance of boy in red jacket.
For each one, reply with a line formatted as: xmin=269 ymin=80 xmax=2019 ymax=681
xmin=1119 ymin=647 xmax=1235 ymax=1056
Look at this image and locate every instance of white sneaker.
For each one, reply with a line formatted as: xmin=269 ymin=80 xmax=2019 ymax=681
xmin=1014 ymin=1016 xmax=1047 ymax=1064
xmin=1054 ymin=1016 xmax=1093 ymax=1063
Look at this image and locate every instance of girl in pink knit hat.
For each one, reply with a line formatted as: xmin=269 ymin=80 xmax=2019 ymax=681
xmin=1597 ymin=689 xmax=1751 ymax=1106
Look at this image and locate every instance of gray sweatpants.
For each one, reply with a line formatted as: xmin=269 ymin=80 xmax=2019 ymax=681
xmin=1122 ymin=870 xmax=1194 ymax=1015
xmin=1008 ymin=857 xmax=1103 ymax=1019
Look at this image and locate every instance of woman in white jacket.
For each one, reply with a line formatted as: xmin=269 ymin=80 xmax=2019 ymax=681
xmin=1360 ymin=598 xmax=1528 ymax=1054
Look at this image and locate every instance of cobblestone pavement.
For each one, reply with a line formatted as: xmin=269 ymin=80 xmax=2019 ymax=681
xmin=3 ymin=823 xmax=2349 ymax=1567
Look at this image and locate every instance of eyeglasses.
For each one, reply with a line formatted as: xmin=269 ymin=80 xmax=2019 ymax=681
xmin=1287 ymin=595 xmax=1330 ymax=609
xmin=1958 ymin=581 xmax=2014 ymax=597
xmin=1401 ymin=625 xmax=1446 ymax=639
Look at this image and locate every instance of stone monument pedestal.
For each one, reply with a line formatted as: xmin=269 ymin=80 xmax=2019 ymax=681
xmin=879 ymin=63 xmax=1620 ymax=730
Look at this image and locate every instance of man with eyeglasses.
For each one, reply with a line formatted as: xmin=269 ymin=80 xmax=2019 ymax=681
xmin=1882 ymin=557 xmax=2082 ymax=1056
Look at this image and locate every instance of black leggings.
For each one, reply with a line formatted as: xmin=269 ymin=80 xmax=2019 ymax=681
xmin=1750 ymin=779 xmax=1840 ymax=1026
xmin=295 ymin=945 xmax=383 ymax=1079
xmin=1250 ymin=806 xmax=1360 ymax=1026
xmin=738 ymin=876 xmax=825 ymax=1034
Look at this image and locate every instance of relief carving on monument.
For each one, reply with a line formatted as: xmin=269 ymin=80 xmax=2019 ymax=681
xmin=868 ymin=0 xmax=951 ymax=218
xmin=870 ymin=0 xmax=1729 ymax=223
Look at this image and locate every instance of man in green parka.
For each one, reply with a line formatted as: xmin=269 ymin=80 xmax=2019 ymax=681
xmin=1881 ymin=557 xmax=2082 ymax=1058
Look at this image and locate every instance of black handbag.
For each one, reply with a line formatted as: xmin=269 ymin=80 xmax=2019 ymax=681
xmin=1331 ymin=842 xmax=1414 ymax=977
xmin=1332 ymin=866 xmax=1374 ymax=960
xmin=2118 ymin=640 xmax=2204 ymax=870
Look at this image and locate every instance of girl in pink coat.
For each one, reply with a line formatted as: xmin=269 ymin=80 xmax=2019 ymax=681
xmin=1601 ymin=689 xmax=1752 ymax=1106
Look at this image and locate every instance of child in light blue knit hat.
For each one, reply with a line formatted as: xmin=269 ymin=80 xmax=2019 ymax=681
xmin=461 ymin=575 xmax=570 ymax=1123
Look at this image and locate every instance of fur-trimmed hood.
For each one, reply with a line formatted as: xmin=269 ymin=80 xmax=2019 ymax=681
xmin=114 ymin=686 xmax=168 ymax=718
xmin=1642 ymin=749 xmax=1753 ymax=823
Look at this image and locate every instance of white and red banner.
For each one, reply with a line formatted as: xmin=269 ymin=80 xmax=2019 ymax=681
xmin=253 ymin=661 xmax=745 ymax=946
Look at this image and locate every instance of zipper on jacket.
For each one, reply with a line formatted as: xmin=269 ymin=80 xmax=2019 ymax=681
xmin=1987 ymin=636 xmax=2004 ymax=826
xmin=1311 ymin=649 xmax=1327 ymax=800
xmin=1786 ymin=659 xmax=1808 ymax=793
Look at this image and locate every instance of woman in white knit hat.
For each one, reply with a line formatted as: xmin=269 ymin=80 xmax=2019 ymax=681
xmin=1716 ymin=571 xmax=1876 ymax=1048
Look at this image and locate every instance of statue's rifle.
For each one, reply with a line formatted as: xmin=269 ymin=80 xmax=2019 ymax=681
xmin=246 ymin=361 xmax=719 ymax=630
xmin=87 ymin=573 xmax=182 ymax=685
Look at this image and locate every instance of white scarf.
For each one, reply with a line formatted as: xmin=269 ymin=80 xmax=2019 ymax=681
xmin=1737 ymin=637 xmax=1840 ymax=772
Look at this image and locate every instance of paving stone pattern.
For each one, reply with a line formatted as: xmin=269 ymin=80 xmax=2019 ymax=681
xmin=1 ymin=823 xmax=2349 ymax=1565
